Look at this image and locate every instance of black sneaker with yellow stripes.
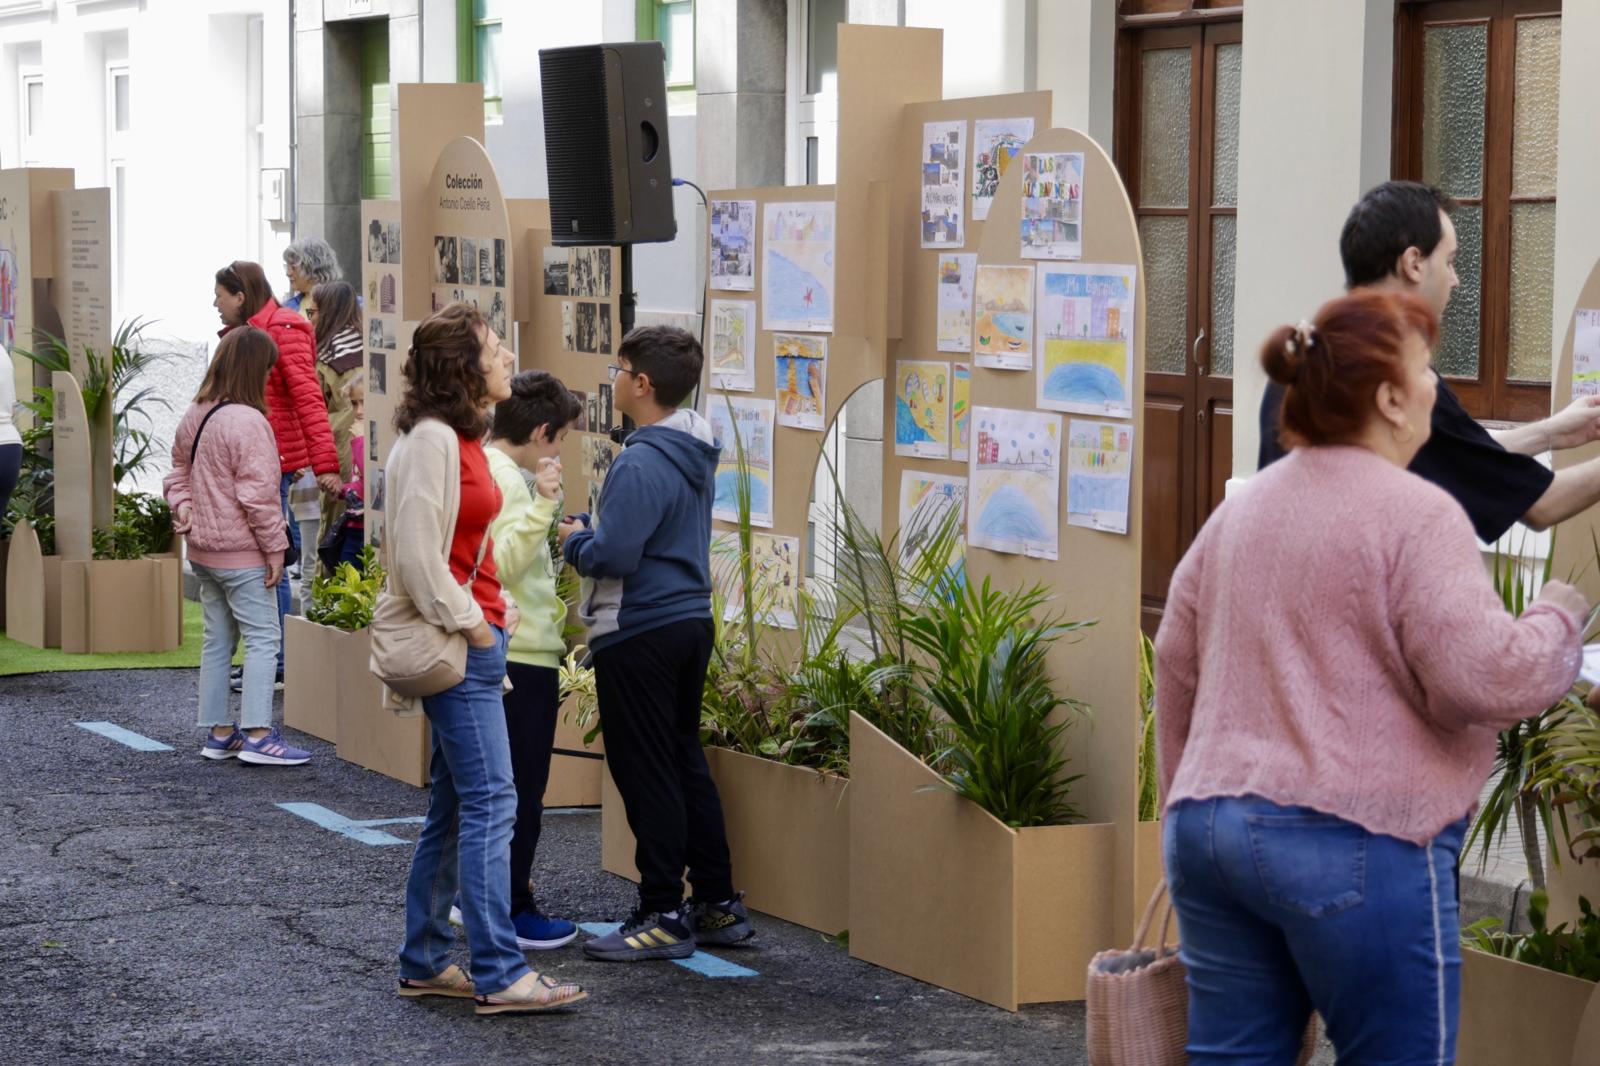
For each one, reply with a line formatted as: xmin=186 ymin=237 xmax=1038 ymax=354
xmin=581 ymin=908 xmax=695 ymax=962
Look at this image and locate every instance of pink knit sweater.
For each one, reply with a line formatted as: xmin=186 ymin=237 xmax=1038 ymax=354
xmin=163 ymin=401 xmax=288 ymax=570
xmin=1155 ymin=445 xmax=1584 ymax=846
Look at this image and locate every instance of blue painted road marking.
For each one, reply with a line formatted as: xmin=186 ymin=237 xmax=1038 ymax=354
xmin=75 ymin=722 xmax=174 ymax=752
xmin=578 ymin=922 xmax=759 ymax=978
xmin=277 ymin=803 xmax=422 ymax=846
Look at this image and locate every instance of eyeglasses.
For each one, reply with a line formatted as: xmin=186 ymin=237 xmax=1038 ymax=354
xmin=606 ymin=364 xmax=634 ymax=383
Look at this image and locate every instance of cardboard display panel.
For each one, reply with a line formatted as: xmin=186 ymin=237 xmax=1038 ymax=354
xmin=544 ymin=709 xmax=603 ymax=808
xmin=849 ymin=713 xmax=1115 ymax=1010
xmin=51 ymin=371 xmax=93 ymax=562
xmin=0 ymin=168 xmax=74 ymax=431
xmin=59 ymin=556 xmax=182 ymax=654
xmin=283 ymin=615 xmax=342 ymax=744
xmin=50 ymin=187 xmax=114 ymax=527
xmin=396 ymin=85 xmax=485 ymax=325
xmin=1457 ymin=950 xmax=1595 ymax=1065
xmin=880 ymin=120 xmax=1145 ymax=950
xmin=1549 ymin=256 xmax=1600 ymax=600
xmin=5 ymin=522 xmax=47 ymax=647
xmin=424 ymin=137 xmax=514 ymax=339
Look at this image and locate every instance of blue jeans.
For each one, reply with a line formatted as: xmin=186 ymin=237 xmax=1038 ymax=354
xmin=192 ymin=562 xmax=279 ymax=730
xmin=398 ymin=625 xmax=529 ymax=995
xmin=276 ymin=473 xmax=299 ymax=671
xmin=1165 ymin=796 xmax=1467 ymax=1064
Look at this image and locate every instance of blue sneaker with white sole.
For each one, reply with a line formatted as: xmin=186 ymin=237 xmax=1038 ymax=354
xmin=201 ymin=728 xmax=244 ymax=760
xmin=447 ymin=904 xmax=577 ymax=950
xmin=237 ymin=728 xmax=311 ymax=766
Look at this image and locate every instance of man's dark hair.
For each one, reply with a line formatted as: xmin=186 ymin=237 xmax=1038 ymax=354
xmin=618 ymin=325 xmax=703 ymax=408
xmin=491 ymin=370 xmax=582 ymax=444
xmin=1339 ymin=181 xmax=1456 ymax=289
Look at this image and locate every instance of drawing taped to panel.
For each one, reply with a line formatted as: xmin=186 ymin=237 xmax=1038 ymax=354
xmin=709 ymin=395 xmax=775 ymax=529
xmin=1019 ymin=152 xmax=1083 ymax=261
xmin=710 ymin=199 xmax=756 ymax=292
xmin=936 ymin=252 xmax=977 ymax=354
xmin=709 ymin=299 xmax=757 ymax=392
xmin=762 ymin=201 xmax=835 ymax=333
xmin=1574 ymin=308 xmax=1600 ymax=398
xmin=951 ymin=362 xmax=971 ymax=461
xmin=712 ymin=531 xmax=801 ymax=630
xmin=775 ymin=333 xmax=827 ymax=431
xmin=1067 ymin=419 xmax=1133 ymax=535
xmin=894 ymin=360 xmax=950 ymax=459
xmin=973 ymin=264 xmax=1034 ymax=370
xmin=898 ymin=470 xmax=967 ymax=589
xmin=968 ymin=406 xmax=1061 ymax=560
xmin=920 ymin=120 xmax=965 ymax=248
xmin=0 ymin=244 xmax=16 ymax=350
xmin=972 ymin=117 xmax=1034 ymax=221
xmin=1036 ymin=263 xmax=1137 ymax=418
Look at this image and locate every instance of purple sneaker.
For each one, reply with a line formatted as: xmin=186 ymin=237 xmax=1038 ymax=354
xmin=201 ymin=728 xmax=244 ymax=761
xmin=238 ymin=728 xmax=311 ymax=767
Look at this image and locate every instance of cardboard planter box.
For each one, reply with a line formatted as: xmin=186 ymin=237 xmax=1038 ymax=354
xmin=848 ymin=712 xmax=1116 ymax=1011
xmin=283 ymin=615 xmax=347 ymax=743
xmin=334 ymin=628 xmax=430 ymax=787
xmin=1457 ymin=949 xmax=1596 ymax=1065
xmin=1134 ymin=819 xmax=1164 ymax=918
xmin=600 ymin=747 xmax=851 ymax=935
xmin=1546 ymin=852 xmax=1600 ymax=929
xmin=60 ymin=555 xmax=182 ymax=654
xmin=4 ymin=525 xmax=62 ymax=649
xmin=543 ymin=708 xmax=604 ymax=808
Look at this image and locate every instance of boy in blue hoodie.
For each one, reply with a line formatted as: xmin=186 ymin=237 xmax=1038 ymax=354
xmin=558 ymin=326 xmax=754 ymax=961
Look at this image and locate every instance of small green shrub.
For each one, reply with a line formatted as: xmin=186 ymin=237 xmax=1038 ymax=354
xmin=305 ymin=546 xmax=385 ymax=630
xmin=1464 ymin=891 xmax=1600 ymax=981
xmin=92 ymin=491 xmax=174 ymax=560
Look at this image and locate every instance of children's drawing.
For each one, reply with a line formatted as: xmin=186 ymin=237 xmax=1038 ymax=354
xmin=1019 ymin=152 xmax=1084 ymax=261
xmin=968 ymin=406 xmax=1061 ymax=560
xmin=1036 ymin=263 xmax=1138 ymax=418
xmin=1576 ymin=309 xmax=1600 ymax=398
xmin=972 ymin=117 xmax=1035 ymax=221
xmin=937 ymin=252 xmax=977 ymax=353
xmin=711 ymin=199 xmax=756 ymax=292
xmin=709 ymin=299 xmax=757 ymax=392
xmin=921 ymin=120 xmax=965 ymax=249
xmin=775 ymin=333 xmax=827 ymax=431
xmin=582 ymin=435 xmax=620 ymax=518
xmin=763 ymin=201 xmax=835 ymax=333
xmin=952 ymin=362 xmax=971 ymax=461
xmin=1067 ymin=420 xmax=1134 ymax=535
xmin=895 ymin=360 xmax=951 ymax=459
xmin=973 ymin=264 xmax=1034 ymax=370
xmin=0 ymin=245 xmax=16 ymax=351
xmin=898 ymin=470 xmax=967 ymax=587
xmin=711 ymin=531 xmax=801 ymax=630
xmin=709 ymin=396 xmax=775 ymax=529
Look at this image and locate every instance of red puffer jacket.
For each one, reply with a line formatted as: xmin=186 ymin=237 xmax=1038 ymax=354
xmin=229 ymin=300 xmax=338 ymax=476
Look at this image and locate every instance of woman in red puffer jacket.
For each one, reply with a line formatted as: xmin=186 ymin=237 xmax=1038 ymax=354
xmin=213 ymin=259 xmax=340 ymax=676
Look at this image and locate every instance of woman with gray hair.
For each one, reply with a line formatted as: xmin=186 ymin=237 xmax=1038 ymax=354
xmin=281 ymin=236 xmax=341 ymax=316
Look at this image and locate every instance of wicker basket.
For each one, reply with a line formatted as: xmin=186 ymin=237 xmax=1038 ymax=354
xmin=1086 ymin=881 xmax=1318 ymax=1065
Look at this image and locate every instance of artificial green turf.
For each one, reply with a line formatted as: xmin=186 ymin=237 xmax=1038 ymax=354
xmin=0 ymin=598 xmax=208 ymax=675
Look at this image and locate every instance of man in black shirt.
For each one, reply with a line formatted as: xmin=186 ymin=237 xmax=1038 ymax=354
xmin=1259 ymin=181 xmax=1600 ymax=543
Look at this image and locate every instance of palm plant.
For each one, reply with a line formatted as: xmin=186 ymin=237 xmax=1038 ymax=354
xmin=898 ymin=575 xmax=1094 ymax=828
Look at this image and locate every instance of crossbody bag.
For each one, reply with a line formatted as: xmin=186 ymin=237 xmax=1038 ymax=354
xmin=190 ymin=401 xmax=300 ymax=569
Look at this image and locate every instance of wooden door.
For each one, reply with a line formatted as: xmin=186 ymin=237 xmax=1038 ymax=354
xmin=1117 ymin=20 xmax=1241 ymax=633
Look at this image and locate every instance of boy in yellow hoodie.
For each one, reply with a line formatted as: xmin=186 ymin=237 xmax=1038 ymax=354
xmin=482 ymin=370 xmax=584 ymax=949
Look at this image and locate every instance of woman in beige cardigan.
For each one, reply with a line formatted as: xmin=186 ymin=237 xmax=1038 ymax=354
xmin=388 ymin=302 xmax=586 ymax=1015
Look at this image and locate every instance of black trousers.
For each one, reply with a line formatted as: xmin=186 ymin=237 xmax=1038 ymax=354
xmin=593 ymin=618 xmax=734 ymax=913
xmin=504 ymin=660 xmax=560 ymax=916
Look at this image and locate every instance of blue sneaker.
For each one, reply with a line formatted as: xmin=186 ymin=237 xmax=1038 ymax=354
xmin=201 ymin=728 xmax=244 ymax=760
xmin=513 ymin=908 xmax=579 ymax=951
xmin=582 ymin=908 xmax=694 ymax=962
xmin=237 ymin=728 xmax=311 ymax=766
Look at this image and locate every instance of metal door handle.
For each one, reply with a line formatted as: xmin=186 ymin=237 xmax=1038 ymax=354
xmin=1193 ymin=329 xmax=1208 ymax=374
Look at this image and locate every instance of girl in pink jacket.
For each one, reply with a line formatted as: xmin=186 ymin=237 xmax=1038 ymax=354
xmin=163 ymin=327 xmax=311 ymax=767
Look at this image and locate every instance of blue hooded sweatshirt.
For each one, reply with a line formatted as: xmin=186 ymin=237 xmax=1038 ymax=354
xmin=563 ymin=408 xmax=720 ymax=653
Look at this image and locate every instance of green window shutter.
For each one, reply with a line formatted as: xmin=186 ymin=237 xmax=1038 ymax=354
xmin=361 ymin=22 xmax=391 ymax=200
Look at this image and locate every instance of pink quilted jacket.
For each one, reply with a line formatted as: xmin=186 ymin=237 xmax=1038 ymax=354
xmin=163 ymin=401 xmax=288 ymax=570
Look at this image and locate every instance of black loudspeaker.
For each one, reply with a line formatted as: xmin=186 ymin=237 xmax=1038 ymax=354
xmin=540 ymin=42 xmax=677 ymax=246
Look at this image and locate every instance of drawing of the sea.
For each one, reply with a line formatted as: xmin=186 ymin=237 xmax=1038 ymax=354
xmin=1039 ymin=268 xmax=1134 ymax=414
xmin=1068 ymin=473 xmax=1127 ymax=519
xmin=973 ymin=422 xmax=1058 ymax=555
xmin=715 ymin=465 xmax=772 ymax=519
xmin=765 ymin=244 xmax=834 ymax=327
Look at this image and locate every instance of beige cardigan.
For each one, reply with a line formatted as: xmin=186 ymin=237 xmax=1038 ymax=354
xmin=379 ymin=417 xmax=489 ymax=714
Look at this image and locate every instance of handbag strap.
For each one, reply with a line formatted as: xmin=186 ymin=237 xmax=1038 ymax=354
xmin=189 ymin=400 xmax=233 ymax=466
xmin=465 ymin=525 xmax=489 ymax=587
xmin=1131 ymin=878 xmax=1178 ymax=955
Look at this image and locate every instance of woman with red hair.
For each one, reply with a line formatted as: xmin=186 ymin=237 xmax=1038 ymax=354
xmin=1156 ymin=290 xmax=1589 ymax=1061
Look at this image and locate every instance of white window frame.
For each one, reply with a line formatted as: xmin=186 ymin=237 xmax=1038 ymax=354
xmin=786 ymin=0 xmax=839 ymax=186
xmin=19 ymin=68 xmax=44 ymax=166
xmin=105 ymin=62 xmax=130 ymax=313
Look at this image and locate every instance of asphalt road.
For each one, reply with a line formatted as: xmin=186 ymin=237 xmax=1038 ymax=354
xmin=0 ymin=668 xmax=1099 ymax=1066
